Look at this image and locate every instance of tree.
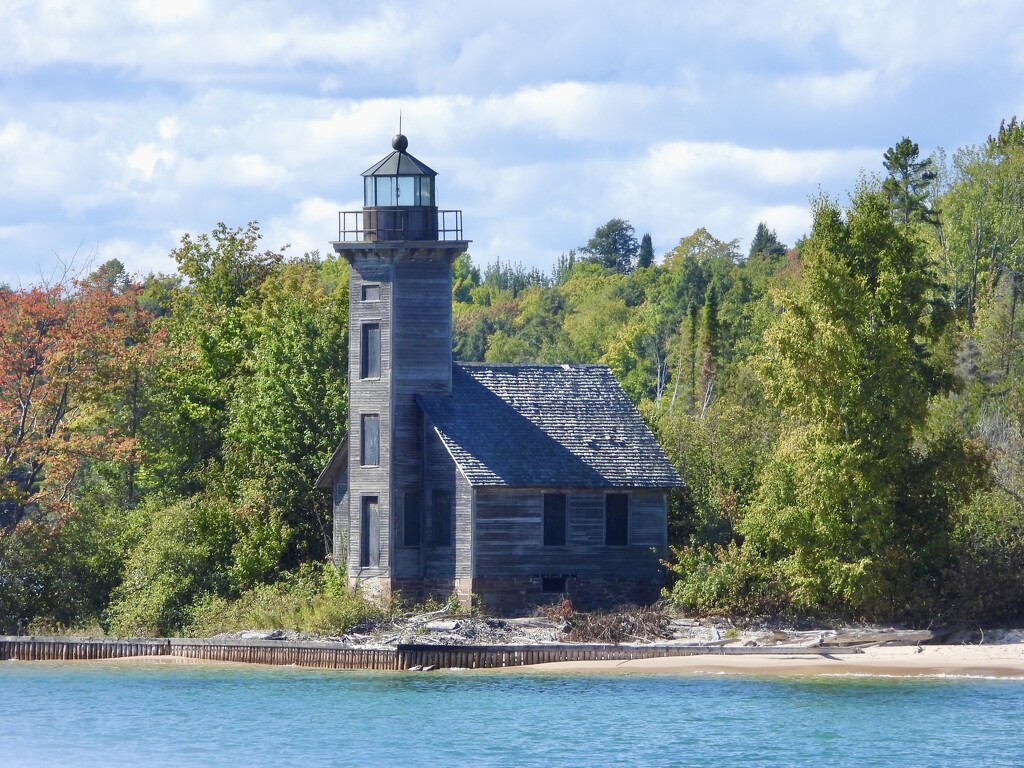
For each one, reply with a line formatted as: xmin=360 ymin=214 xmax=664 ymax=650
xmin=581 ymin=218 xmax=639 ymax=274
xmin=697 ymin=284 xmax=720 ymax=414
xmin=739 ymin=187 xmax=986 ymax=618
xmin=883 ymin=137 xmax=938 ymax=227
xmin=637 ymin=233 xmax=654 ymax=269
xmin=748 ymin=222 xmax=787 ymax=259
xmin=1 ymin=281 xmax=157 ymax=527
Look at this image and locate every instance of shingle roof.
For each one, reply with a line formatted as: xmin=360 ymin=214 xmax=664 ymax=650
xmin=417 ymin=363 xmax=685 ymax=489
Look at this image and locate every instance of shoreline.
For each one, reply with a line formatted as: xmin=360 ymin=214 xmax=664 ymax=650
xmin=510 ymin=644 xmax=1024 ymax=678
xmin=7 ymin=643 xmax=1024 ymax=679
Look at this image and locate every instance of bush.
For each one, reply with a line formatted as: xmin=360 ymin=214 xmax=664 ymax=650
xmin=186 ymin=561 xmax=382 ymax=637
xmin=663 ymin=542 xmax=790 ymax=617
xmin=105 ymin=496 xmax=236 ymax=636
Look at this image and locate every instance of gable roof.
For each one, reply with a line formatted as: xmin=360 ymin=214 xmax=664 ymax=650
xmin=417 ymin=363 xmax=684 ymax=489
xmin=315 ymin=436 xmax=348 ymax=489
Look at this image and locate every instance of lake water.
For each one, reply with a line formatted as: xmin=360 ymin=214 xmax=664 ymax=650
xmin=2 ymin=662 xmax=1023 ymax=767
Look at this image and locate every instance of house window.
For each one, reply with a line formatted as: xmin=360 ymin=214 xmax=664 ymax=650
xmin=360 ymin=323 xmax=380 ymax=379
xmin=432 ymin=490 xmax=452 ymax=547
xmin=543 ymin=493 xmax=567 ymax=546
xmin=404 ymin=492 xmax=421 ymax=547
xmin=360 ymin=496 xmax=379 ymax=568
xmin=541 ymin=576 xmax=567 ymax=594
xmin=605 ymin=493 xmax=629 ymax=546
xmin=362 ymin=284 xmax=380 ymax=302
xmin=360 ymin=414 xmax=379 ymax=466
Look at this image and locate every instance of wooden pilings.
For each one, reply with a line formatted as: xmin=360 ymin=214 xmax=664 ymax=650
xmin=0 ymin=636 xmax=862 ymax=671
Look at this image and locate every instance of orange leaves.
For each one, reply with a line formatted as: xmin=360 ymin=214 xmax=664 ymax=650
xmin=0 ymin=280 xmax=160 ymax=523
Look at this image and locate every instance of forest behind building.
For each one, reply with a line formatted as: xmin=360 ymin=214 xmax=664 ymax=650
xmin=3 ymin=119 xmax=1024 ymax=635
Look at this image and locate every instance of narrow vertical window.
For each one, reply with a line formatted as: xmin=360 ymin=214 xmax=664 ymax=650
xmin=404 ymin=492 xmax=421 ymax=547
xmin=360 ymin=496 xmax=379 ymax=568
xmin=361 ymin=322 xmax=380 ymax=379
xmin=543 ymin=493 xmax=567 ymax=546
xmin=360 ymin=414 xmax=379 ymax=466
xmin=605 ymin=493 xmax=629 ymax=546
xmin=432 ymin=490 xmax=452 ymax=547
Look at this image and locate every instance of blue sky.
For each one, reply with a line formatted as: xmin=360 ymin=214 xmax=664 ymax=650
xmin=2 ymin=0 xmax=1023 ymax=287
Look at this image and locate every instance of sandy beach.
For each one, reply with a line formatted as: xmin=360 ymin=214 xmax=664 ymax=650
xmin=514 ymin=644 xmax=1024 ymax=678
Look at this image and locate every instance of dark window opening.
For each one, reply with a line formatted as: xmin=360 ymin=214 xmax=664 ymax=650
xmin=360 ymin=414 xmax=379 ymax=466
xmin=543 ymin=493 xmax=567 ymax=546
xmin=404 ymin=492 xmax=421 ymax=547
xmin=362 ymin=284 xmax=380 ymax=301
xmin=541 ymin=576 xmax=567 ymax=594
xmin=360 ymin=323 xmax=380 ymax=379
xmin=360 ymin=496 xmax=379 ymax=568
xmin=605 ymin=493 xmax=629 ymax=546
xmin=432 ymin=490 xmax=452 ymax=547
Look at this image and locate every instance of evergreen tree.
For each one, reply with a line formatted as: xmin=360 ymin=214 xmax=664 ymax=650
xmin=581 ymin=218 xmax=639 ymax=274
xmin=697 ymin=284 xmax=720 ymax=413
xmin=883 ymin=137 xmax=938 ymax=226
xmin=748 ymin=222 xmax=787 ymax=259
xmin=637 ymin=233 xmax=654 ymax=269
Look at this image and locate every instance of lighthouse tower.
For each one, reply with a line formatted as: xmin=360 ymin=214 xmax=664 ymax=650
xmin=331 ymin=134 xmax=469 ymax=599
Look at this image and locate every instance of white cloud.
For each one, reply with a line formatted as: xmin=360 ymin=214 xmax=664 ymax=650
xmin=126 ymin=143 xmax=176 ymax=181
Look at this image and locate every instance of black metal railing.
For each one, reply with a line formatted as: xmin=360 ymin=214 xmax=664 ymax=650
xmin=337 ymin=209 xmax=463 ymax=243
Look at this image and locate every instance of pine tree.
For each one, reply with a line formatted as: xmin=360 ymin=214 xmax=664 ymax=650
xmin=638 ymin=233 xmax=654 ymax=269
xmin=882 ymin=137 xmax=938 ymax=226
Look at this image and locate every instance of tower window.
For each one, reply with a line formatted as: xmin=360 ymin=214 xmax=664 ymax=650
xmin=360 ymin=496 xmax=379 ymax=568
xmin=543 ymin=493 xmax=567 ymax=546
xmin=605 ymin=494 xmax=629 ymax=546
xmin=361 ymin=284 xmax=380 ymax=302
xmin=360 ymin=322 xmax=380 ymax=379
xmin=360 ymin=414 xmax=379 ymax=466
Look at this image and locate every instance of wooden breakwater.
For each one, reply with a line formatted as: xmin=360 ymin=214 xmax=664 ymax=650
xmin=0 ymin=636 xmax=862 ymax=670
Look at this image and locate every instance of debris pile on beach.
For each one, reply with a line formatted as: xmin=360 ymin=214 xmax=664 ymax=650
xmin=209 ymin=606 xmax=1024 ymax=650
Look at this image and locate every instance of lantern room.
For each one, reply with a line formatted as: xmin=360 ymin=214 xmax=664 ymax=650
xmin=359 ymin=133 xmax=439 ymax=241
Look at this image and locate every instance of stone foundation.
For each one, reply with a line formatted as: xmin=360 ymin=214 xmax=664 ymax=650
xmin=472 ymin=575 xmax=663 ymax=616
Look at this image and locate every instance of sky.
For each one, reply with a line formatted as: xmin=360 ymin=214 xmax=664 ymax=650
xmin=2 ymin=0 xmax=1023 ymax=287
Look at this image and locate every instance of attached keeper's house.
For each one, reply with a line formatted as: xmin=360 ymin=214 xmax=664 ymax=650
xmin=317 ymin=134 xmax=684 ymax=614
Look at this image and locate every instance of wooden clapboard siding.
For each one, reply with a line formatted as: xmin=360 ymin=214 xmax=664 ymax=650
xmin=455 ymin=465 xmax=474 ymax=580
xmin=332 ymin=470 xmax=349 ymax=568
xmin=423 ymin=418 xmax=458 ymax=579
xmin=473 ymin=487 xmax=665 ymax=580
xmin=389 ymin=250 xmax=456 ymax=580
xmin=629 ymin=490 xmax=668 ymax=548
xmin=347 ymin=256 xmax=393 ymax=579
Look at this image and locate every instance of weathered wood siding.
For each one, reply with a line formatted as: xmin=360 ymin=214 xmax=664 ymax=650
xmin=347 ymin=256 xmax=393 ymax=578
xmin=422 ymin=420 xmax=472 ymax=580
xmin=332 ymin=469 xmax=349 ymax=567
xmin=473 ymin=487 xmax=667 ymax=578
xmin=390 ymin=251 xmax=455 ymax=579
xmin=343 ymin=245 xmax=462 ymax=587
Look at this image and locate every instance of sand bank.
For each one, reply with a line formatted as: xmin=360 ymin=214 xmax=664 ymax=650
xmin=513 ymin=644 xmax=1024 ymax=678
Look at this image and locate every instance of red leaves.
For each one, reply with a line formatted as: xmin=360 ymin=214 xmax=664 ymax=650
xmin=0 ymin=280 xmax=159 ymax=522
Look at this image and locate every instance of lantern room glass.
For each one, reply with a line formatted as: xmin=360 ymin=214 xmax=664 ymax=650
xmin=363 ymin=176 xmax=434 ymax=207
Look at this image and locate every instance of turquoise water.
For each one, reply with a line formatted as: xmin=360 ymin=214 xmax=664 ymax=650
xmin=2 ymin=662 xmax=1023 ymax=767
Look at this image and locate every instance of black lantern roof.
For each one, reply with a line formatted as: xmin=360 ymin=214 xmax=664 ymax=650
xmin=361 ymin=134 xmax=437 ymax=178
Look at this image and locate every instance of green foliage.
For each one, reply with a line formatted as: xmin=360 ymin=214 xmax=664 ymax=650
xmin=748 ymin=222 xmax=787 ymax=259
xmin=581 ymin=218 xmax=639 ymax=274
xmin=106 ymin=495 xmax=237 ymax=636
xmin=637 ymin=233 xmax=654 ymax=269
xmin=882 ymin=137 xmax=938 ymax=226
xmin=738 ymin=188 xmax=987 ymax=619
xmin=0 ymin=505 xmax=122 ymax=633
xmin=186 ymin=562 xmax=383 ymax=637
